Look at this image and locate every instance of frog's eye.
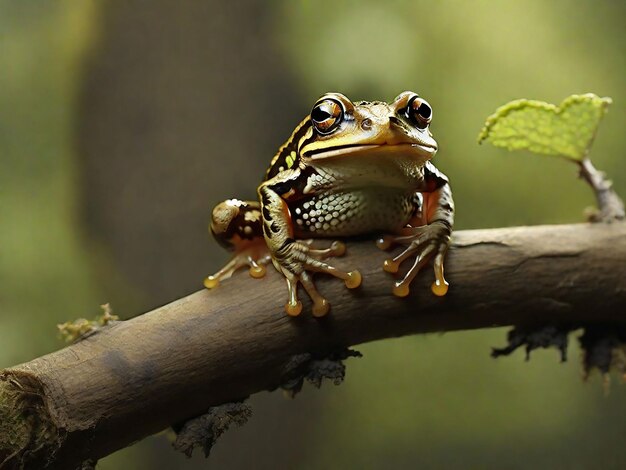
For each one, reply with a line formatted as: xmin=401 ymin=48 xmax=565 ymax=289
xmin=406 ymin=96 xmax=432 ymax=130
xmin=311 ymin=99 xmax=343 ymax=134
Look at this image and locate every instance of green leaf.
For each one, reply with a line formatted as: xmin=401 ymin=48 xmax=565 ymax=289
xmin=478 ymin=94 xmax=612 ymax=160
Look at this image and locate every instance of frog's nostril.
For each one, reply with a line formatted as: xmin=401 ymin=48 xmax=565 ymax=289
xmin=361 ymin=118 xmax=372 ymax=130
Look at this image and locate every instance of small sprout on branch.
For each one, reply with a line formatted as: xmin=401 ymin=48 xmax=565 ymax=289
xmin=57 ymin=303 xmax=119 ymax=343
xmin=478 ymin=94 xmax=612 ymax=160
xmin=478 ymin=94 xmax=624 ymax=222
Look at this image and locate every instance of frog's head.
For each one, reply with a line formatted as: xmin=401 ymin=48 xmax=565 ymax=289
xmin=299 ymin=91 xmax=437 ymax=162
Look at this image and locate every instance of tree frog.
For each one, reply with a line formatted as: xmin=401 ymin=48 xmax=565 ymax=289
xmin=205 ymin=91 xmax=454 ymax=317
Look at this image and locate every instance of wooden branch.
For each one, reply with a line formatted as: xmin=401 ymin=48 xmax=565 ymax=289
xmin=2 ymin=223 xmax=626 ymax=469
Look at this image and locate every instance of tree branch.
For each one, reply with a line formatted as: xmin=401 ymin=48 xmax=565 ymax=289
xmin=2 ymin=223 xmax=626 ymax=469
xmin=578 ymin=157 xmax=625 ymax=222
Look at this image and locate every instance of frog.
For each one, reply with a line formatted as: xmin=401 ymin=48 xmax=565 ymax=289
xmin=204 ymin=91 xmax=454 ymax=317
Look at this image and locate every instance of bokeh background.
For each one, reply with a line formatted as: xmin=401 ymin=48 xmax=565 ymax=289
xmin=1 ymin=1 xmax=625 ymax=468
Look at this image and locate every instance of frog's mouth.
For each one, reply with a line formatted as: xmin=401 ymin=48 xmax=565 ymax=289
xmin=305 ymin=142 xmax=437 ymax=160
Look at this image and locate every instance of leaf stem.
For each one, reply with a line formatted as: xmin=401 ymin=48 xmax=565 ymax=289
xmin=578 ymin=157 xmax=625 ymax=222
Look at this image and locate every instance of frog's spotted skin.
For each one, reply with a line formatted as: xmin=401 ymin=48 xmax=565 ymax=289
xmin=206 ymin=91 xmax=454 ymax=316
xmin=291 ymin=190 xmax=415 ymax=236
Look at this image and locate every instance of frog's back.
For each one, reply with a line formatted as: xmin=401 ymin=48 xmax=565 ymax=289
xmin=265 ymin=117 xmax=311 ymax=180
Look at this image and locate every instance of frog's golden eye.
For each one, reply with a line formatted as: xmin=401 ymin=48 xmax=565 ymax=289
xmin=406 ymin=95 xmax=433 ymax=130
xmin=311 ymin=99 xmax=343 ymax=134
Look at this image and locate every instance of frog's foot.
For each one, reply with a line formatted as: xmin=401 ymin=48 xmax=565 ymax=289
xmin=375 ymin=222 xmax=451 ymax=298
xmin=204 ymin=245 xmax=272 ymax=289
xmin=276 ymin=241 xmax=361 ymax=318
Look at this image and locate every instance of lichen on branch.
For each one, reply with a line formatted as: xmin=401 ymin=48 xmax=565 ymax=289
xmin=57 ymin=303 xmax=119 ymax=343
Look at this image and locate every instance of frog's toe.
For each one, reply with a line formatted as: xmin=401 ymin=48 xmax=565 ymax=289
xmin=299 ymin=272 xmax=330 ymax=317
xmin=390 ymin=243 xmax=436 ymax=297
xmin=284 ymin=276 xmax=304 ymax=316
xmin=248 ymin=257 xmax=269 ymax=279
xmin=302 ymin=255 xmax=362 ymax=291
xmin=376 ymin=226 xmax=429 ymax=251
xmin=203 ymin=275 xmax=221 ymax=289
xmin=279 ymin=241 xmax=361 ymax=316
xmin=204 ymin=256 xmax=242 ymax=289
xmin=306 ymin=240 xmax=347 ymax=258
xmin=381 ymin=222 xmax=451 ymax=297
xmin=382 ymin=230 xmax=432 ymax=274
xmin=283 ymin=270 xmax=349 ymax=318
xmin=204 ymin=248 xmax=271 ymax=289
xmin=283 ymin=272 xmax=329 ymax=317
xmin=430 ymin=245 xmax=449 ymax=297
xmin=375 ymin=235 xmax=395 ymax=251
xmin=293 ymin=241 xmax=360 ymax=289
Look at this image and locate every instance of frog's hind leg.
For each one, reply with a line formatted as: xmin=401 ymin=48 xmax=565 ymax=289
xmin=204 ymin=199 xmax=271 ymax=289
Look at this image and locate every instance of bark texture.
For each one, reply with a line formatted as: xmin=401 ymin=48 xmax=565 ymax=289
xmin=1 ymin=223 xmax=625 ymax=469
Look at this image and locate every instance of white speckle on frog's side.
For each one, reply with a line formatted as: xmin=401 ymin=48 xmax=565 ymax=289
xmin=295 ymin=207 xmax=301 ymax=215
xmin=293 ymin=190 xmax=415 ymax=236
xmin=303 ymin=177 xmax=315 ymax=194
xmin=303 ymin=168 xmax=335 ymax=194
xmin=244 ymin=210 xmax=261 ymax=222
xmin=225 ymin=199 xmax=245 ymax=208
xmin=244 ymin=226 xmax=253 ymax=236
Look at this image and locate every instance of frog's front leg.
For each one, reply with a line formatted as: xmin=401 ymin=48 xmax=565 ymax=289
xmin=377 ymin=163 xmax=454 ymax=297
xmin=259 ymin=176 xmax=362 ymax=317
xmin=204 ymin=199 xmax=272 ymax=289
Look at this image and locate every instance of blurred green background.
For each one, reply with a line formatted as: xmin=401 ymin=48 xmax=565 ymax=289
xmin=1 ymin=1 xmax=625 ymax=468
